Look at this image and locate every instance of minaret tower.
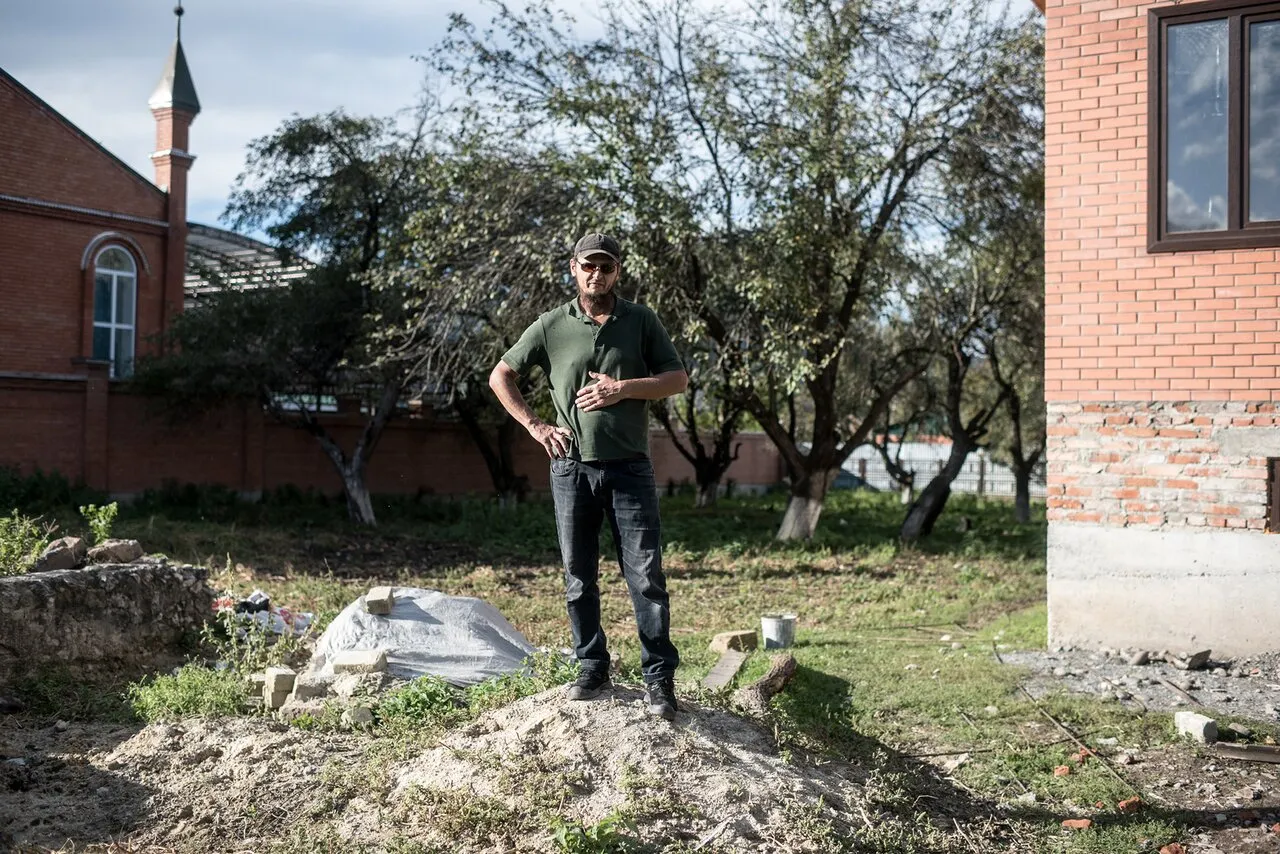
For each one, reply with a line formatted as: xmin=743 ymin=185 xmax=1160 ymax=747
xmin=149 ymin=2 xmax=199 ymax=325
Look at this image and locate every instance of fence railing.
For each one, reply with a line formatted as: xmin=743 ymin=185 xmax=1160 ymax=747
xmin=843 ymin=448 xmax=1047 ymax=499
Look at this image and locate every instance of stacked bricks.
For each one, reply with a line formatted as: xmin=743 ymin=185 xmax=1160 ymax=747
xmin=1047 ymin=401 xmax=1275 ymax=529
xmin=1045 ymin=0 xmax=1280 ymax=407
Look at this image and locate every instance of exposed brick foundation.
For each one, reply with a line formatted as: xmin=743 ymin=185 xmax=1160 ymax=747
xmin=1047 ymin=401 xmax=1276 ymax=530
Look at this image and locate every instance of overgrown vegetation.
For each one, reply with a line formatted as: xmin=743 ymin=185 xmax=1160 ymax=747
xmin=127 ymin=609 xmax=308 ymax=722
xmin=0 ymin=509 xmax=52 ymax=576
xmin=78 ymin=500 xmax=118 ymax=544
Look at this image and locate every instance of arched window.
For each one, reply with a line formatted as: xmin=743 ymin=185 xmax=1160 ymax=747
xmin=92 ymin=247 xmax=137 ymax=378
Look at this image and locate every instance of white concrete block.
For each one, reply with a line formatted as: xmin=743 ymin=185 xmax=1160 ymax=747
xmin=264 ymin=666 xmax=296 ymax=694
xmin=365 ymin=586 xmax=394 ymax=615
xmin=1174 ymin=711 xmax=1218 ymax=744
xmin=332 ymin=649 xmax=388 ymax=674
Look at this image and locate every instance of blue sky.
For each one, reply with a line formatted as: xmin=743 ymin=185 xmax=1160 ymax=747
xmin=0 ymin=0 xmax=608 ymax=226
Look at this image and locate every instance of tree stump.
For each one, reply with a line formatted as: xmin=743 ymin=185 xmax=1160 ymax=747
xmin=733 ymin=653 xmax=797 ymax=715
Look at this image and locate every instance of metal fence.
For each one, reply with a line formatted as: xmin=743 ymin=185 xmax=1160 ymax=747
xmin=842 ymin=444 xmax=1047 ymax=499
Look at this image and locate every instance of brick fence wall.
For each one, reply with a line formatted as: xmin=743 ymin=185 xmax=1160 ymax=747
xmin=0 ymin=376 xmax=784 ymax=499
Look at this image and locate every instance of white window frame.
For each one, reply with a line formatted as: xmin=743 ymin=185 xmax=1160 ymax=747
xmin=92 ymin=246 xmax=138 ymax=378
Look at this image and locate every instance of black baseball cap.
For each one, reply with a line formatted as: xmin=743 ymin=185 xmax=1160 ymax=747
xmin=573 ymin=232 xmax=621 ymax=265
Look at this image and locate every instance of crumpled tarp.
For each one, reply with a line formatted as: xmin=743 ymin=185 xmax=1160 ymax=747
xmin=310 ymin=587 xmax=537 ymax=686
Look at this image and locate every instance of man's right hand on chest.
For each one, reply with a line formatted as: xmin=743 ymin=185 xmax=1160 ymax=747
xmin=527 ymin=419 xmax=574 ymax=458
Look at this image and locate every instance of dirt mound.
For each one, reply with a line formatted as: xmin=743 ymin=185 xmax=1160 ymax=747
xmin=337 ymin=685 xmax=864 ymax=851
xmin=2 ymin=687 xmax=867 ymax=852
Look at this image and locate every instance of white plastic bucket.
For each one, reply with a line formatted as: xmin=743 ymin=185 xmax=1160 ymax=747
xmin=761 ymin=613 xmax=797 ymax=649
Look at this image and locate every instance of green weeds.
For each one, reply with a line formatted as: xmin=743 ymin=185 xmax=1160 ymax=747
xmin=0 ymin=509 xmax=53 ymax=576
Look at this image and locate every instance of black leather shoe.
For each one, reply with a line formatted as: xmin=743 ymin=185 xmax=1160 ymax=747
xmin=567 ymin=671 xmax=611 ymax=700
xmin=644 ymin=678 xmax=677 ymax=721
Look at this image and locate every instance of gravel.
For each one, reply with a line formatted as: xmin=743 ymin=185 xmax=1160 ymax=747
xmin=1000 ymin=647 xmax=1280 ymax=724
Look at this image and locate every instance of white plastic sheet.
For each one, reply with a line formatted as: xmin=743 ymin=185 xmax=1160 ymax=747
xmin=311 ymin=587 xmax=537 ymax=686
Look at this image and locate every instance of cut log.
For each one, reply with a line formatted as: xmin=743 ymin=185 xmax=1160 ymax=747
xmin=733 ymin=653 xmax=797 ymax=715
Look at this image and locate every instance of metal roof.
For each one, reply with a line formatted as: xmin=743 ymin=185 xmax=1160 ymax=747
xmin=148 ymin=38 xmax=201 ymax=115
xmin=184 ymin=222 xmax=311 ymax=305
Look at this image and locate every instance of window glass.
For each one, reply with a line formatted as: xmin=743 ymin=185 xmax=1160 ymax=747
xmin=92 ymin=326 xmax=111 ymax=362
xmin=113 ymin=328 xmax=134 ymax=378
xmin=115 ymin=274 xmax=134 ymax=322
xmin=1166 ymin=20 xmax=1230 ymax=233
xmin=94 ymin=274 xmax=113 ymax=323
xmin=1250 ymin=20 xmax=1280 ymax=222
xmin=97 ymin=247 xmax=134 ymax=273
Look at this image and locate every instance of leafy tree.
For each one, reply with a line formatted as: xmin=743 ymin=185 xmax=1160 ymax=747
xmin=378 ymin=139 xmax=590 ymax=504
xmin=438 ymin=0 xmax=1036 ymax=539
xmin=135 ymin=112 xmax=437 ymax=525
xmin=896 ymin=17 xmax=1045 ymax=538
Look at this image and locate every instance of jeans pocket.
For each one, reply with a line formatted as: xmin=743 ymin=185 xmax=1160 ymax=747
xmin=551 ymin=457 xmax=576 ymax=477
xmin=624 ymin=458 xmax=654 ymax=478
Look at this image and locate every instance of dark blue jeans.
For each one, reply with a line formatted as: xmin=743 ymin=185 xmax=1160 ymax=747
xmin=550 ymin=456 xmax=680 ymax=684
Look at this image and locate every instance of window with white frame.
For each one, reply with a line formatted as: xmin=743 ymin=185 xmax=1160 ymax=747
xmin=92 ymin=247 xmax=137 ymax=377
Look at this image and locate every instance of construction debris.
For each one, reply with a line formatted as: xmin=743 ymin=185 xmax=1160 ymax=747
xmin=1174 ymin=711 xmax=1218 ymax=744
xmin=701 ymin=650 xmax=748 ymax=691
xmin=708 ymin=630 xmax=757 ymax=654
xmin=1173 ymin=650 xmax=1212 ymax=671
xmin=1209 ymin=743 xmax=1280 ymax=765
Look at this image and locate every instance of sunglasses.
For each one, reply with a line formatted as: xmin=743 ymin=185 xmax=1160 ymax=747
xmin=578 ymin=261 xmax=618 ymax=275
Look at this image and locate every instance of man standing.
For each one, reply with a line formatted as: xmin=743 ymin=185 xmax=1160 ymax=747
xmin=488 ymin=232 xmax=688 ymax=720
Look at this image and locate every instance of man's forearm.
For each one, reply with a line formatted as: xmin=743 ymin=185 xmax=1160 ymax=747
xmin=489 ymin=366 xmax=543 ymax=429
xmin=619 ymin=370 xmax=689 ymax=401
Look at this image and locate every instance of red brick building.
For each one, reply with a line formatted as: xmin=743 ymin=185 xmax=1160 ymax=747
xmin=1046 ymin=0 xmax=1280 ymax=654
xmin=0 ymin=31 xmax=780 ymax=501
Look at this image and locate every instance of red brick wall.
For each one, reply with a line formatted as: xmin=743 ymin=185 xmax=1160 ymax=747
xmin=0 ymin=378 xmax=83 ymax=478
xmin=0 ymin=77 xmax=165 ymax=221
xmin=0 ymin=209 xmax=166 ymax=375
xmin=1045 ymin=0 xmax=1280 ymax=528
xmin=0 ymin=378 xmax=782 ymax=498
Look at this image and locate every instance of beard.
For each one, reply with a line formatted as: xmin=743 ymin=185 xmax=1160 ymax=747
xmin=578 ymin=282 xmax=616 ymax=316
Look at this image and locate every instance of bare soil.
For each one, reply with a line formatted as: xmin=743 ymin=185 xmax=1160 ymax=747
xmin=4 ymin=647 xmax=1280 ymax=852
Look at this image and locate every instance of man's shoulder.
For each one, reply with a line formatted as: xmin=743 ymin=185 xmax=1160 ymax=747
xmin=618 ymin=298 xmax=660 ymax=322
xmin=537 ymin=300 xmax=577 ymax=328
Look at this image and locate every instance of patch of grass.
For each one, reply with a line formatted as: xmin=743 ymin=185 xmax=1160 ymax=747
xmin=127 ymin=664 xmax=249 ymax=721
xmin=398 ymin=785 xmax=529 ymax=848
xmin=376 ymin=652 xmax=579 ymax=736
xmin=465 ymin=650 xmax=579 ymax=712
xmin=549 ymin=811 xmax=640 ymax=854
xmin=376 ymin=675 xmax=466 ymax=733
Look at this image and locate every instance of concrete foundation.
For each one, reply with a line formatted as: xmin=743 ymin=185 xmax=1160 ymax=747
xmin=1048 ymin=524 xmax=1280 ymax=657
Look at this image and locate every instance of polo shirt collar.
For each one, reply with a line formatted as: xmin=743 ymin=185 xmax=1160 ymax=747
xmin=566 ymin=295 xmax=630 ymax=323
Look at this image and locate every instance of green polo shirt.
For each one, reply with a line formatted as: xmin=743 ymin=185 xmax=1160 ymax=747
xmin=501 ymin=297 xmax=684 ymax=461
